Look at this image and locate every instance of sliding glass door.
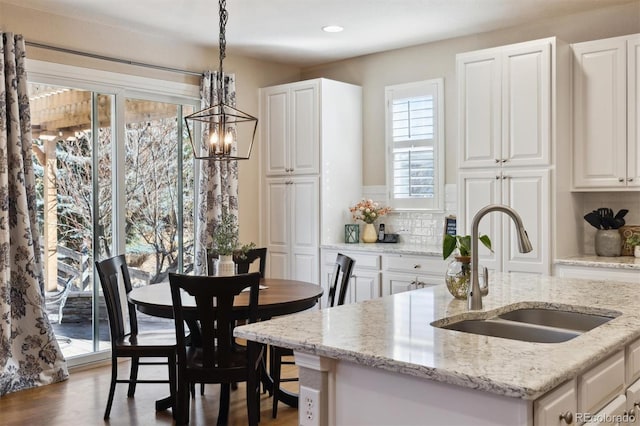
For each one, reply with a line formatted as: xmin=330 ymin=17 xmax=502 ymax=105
xmin=27 ymin=69 xmax=198 ymax=364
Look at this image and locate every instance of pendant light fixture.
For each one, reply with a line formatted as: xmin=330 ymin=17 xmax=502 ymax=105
xmin=185 ymin=0 xmax=258 ymax=161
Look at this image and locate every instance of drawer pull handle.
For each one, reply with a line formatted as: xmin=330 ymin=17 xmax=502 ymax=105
xmin=619 ymin=177 xmax=625 ymax=182
xmin=558 ymin=411 xmax=573 ymax=424
xmin=413 ymin=264 xmax=420 ymax=269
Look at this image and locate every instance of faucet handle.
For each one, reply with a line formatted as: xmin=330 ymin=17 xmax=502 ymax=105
xmin=479 ymin=266 xmax=489 ymax=296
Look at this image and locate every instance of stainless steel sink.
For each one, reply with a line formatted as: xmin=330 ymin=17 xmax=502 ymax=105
xmin=433 ymin=305 xmax=620 ymax=343
xmin=439 ymin=319 xmax=581 ymax=343
xmin=498 ymin=308 xmax=616 ymax=332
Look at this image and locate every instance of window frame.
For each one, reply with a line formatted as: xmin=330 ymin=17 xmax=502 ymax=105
xmin=385 ymin=78 xmax=445 ymax=211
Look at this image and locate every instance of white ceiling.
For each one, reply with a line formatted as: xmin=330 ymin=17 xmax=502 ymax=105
xmin=4 ymin=0 xmax=639 ymax=67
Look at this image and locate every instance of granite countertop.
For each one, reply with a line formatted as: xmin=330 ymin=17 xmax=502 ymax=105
xmin=235 ymin=273 xmax=640 ymax=401
xmin=556 ymin=255 xmax=640 ymax=270
xmin=321 ymin=242 xmax=442 ymax=256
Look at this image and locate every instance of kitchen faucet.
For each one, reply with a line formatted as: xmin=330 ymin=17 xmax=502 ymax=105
xmin=469 ymin=204 xmax=533 ymax=310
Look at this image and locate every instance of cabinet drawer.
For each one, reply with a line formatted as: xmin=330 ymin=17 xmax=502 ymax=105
xmin=579 ymin=351 xmax=625 ymax=415
xmin=534 ymin=379 xmax=576 ymax=426
xmin=323 ymin=250 xmax=380 ymax=270
xmin=383 ymin=254 xmax=446 ymax=274
xmin=627 ymin=338 xmax=640 ymax=385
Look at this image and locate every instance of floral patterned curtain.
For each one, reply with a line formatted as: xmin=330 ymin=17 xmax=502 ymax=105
xmin=193 ymin=71 xmax=239 ymax=274
xmin=0 ymin=33 xmax=68 ymax=395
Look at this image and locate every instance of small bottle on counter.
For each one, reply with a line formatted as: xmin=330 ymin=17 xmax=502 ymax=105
xmin=378 ymin=224 xmax=385 ymax=241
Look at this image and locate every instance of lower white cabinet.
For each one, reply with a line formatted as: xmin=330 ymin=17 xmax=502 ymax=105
xmin=320 ymin=249 xmax=381 ymax=307
xmin=533 ymin=345 xmax=638 ymax=426
xmin=554 ymin=264 xmax=639 ymax=284
xmin=534 ymin=379 xmax=577 ymax=426
xmin=320 ymin=248 xmax=447 ymax=305
xmin=382 ymin=254 xmax=447 ymax=295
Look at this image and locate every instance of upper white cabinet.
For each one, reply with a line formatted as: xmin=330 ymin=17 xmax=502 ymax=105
xmin=457 ymin=37 xmax=565 ymax=276
xmin=262 ymin=81 xmax=320 ymax=176
xmin=572 ymin=34 xmax=640 ymax=190
xmin=458 ymin=169 xmax=551 ymax=274
xmin=260 ymin=79 xmax=362 ymax=283
xmin=457 ymin=38 xmax=552 ymax=169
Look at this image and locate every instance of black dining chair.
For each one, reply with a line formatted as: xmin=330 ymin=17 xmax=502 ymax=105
xmin=169 ymin=272 xmax=264 ymax=426
xmin=270 ymin=253 xmax=355 ymax=418
xmin=206 ymin=247 xmax=267 ymax=277
xmin=95 ymin=255 xmax=177 ymax=420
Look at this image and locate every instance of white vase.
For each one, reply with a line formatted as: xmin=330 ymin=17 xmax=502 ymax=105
xmin=635 ymin=245 xmax=640 ymax=258
xmin=362 ymin=223 xmax=377 ymax=243
xmin=216 ymin=254 xmax=236 ymax=276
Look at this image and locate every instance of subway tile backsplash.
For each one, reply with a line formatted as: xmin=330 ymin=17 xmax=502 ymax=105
xmin=362 ymin=184 xmax=457 ymax=246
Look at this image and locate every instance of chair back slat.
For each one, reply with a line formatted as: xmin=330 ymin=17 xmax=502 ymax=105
xmin=169 ymin=272 xmax=261 ymax=369
xmin=327 ymin=253 xmax=355 ymax=307
xmin=95 ymin=255 xmax=138 ymax=343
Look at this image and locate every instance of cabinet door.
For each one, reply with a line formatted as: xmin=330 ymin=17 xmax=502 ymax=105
xmin=382 ymin=272 xmax=418 ymax=295
xmin=290 ymin=82 xmax=319 ymax=175
xmin=585 ymin=394 xmax=626 ymax=425
xmin=458 ymin=170 xmax=501 ymax=273
xmin=628 ymin=35 xmax=640 ymax=188
xmin=262 ymin=87 xmax=289 ymax=176
xmin=350 ymin=270 xmax=380 ymax=303
xmin=457 ymin=51 xmax=501 ymax=168
xmin=501 ymin=169 xmax=550 ymax=274
xmin=290 ymin=177 xmax=319 ymax=284
xmin=534 ymin=379 xmax=577 ymax=426
xmin=265 ymin=178 xmax=290 ymax=279
xmin=501 ymin=41 xmax=551 ymax=167
xmin=626 ymin=379 xmax=640 ymax=424
xmin=572 ymin=37 xmax=627 ymax=189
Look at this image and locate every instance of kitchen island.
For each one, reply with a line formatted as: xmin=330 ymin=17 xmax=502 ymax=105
xmin=235 ymin=273 xmax=640 ymax=425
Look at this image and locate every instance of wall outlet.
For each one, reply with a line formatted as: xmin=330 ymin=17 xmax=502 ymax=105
xmin=299 ymin=385 xmax=320 ymax=426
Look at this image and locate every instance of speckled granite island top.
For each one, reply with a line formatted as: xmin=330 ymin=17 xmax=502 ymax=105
xmin=321 ymin=242 xmax=441 ymax=256
xmin=556 ymin=254 xmax=640 ymax=270
xmin=235 ymin=273 xmax=640 ymax=401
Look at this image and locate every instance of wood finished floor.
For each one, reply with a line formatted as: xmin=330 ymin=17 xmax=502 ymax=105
xmin=0 ymin=360 xmax=299 ymax=425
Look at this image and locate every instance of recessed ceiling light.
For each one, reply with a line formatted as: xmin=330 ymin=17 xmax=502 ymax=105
xmin=322 ymin=25 xmax=344 ymax=33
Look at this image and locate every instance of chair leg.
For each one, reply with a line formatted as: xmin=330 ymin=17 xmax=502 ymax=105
xmin=175 ymin=376 xmax=190 ymax=425
xmin=200 ymin=383 xmax=205 ymax=395
xmin=247 ymin=372 xmax=260 ymax=426
xmin=104 ymin=357 xmax=118 ymax=419
xmin=271 ymin=349 xmax=282 ymax=418
xmin=217 ymin=383 xmax=231 ymax=425
xmin=168 ymin=353 xmax=177 ymax=410
xmin=127 ymin=356 xmax=140 ymax=397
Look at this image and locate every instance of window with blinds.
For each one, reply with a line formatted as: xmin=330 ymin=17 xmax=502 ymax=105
xmin=385 ymin=79 xmax=444 ymax=210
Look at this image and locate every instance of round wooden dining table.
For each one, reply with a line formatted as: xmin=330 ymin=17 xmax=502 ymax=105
xmin=128 ymin=277 xmax=323 ymax=411
xmin=128 ymin=277 xmax=323 ymax=321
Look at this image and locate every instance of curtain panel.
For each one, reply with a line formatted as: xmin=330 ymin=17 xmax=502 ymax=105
xmin=0 ymin=33 xmax=68 ymax=395
xmin=193 ymin=71 xmax=239 ymax=275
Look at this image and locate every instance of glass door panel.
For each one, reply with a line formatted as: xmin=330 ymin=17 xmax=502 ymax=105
xmin=30 ymin=83 xmax=113 ymax=358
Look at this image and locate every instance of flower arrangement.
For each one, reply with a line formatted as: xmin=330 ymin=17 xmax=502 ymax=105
xmin=349 ymin=199 xmax=391 ymax=224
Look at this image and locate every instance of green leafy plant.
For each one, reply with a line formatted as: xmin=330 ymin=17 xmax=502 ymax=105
xmin=443 ymin=234 xmax=493 ymax=260
xmin=626 ymin=234 xmax=640 ymax=247
xmin=212 ymin=206 xmax=255 ymax=257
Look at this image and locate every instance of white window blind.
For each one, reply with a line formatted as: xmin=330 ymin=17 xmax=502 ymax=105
xmin=385 ymin=79 xmax=444 ymax=211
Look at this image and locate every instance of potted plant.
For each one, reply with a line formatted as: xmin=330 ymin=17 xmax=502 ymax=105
xmin=211 ymin=206 xmax=255 ymax=275
xmin=349 ymin=199 xmax=392 ymax=243
xmin=442 ymin=234 xmax=492 ymax=299
xmin=626 ymin=234 xmax=640 ymax=258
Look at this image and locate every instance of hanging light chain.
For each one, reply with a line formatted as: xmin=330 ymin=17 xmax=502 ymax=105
xmin=218 ymin=0 xmax=228 ymax=76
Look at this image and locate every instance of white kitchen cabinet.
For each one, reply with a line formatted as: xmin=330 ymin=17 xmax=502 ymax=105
xmin=534 ymin=379 xmax=577 ymax=426
xmin=457 ymin=38 xmax=552 ymax=169
xmin=261 ymin=81 xmax=319 ymax=176
xmin=458 ymin=168 xmax=550 ymax=275
xmin=572 ymin=33 xmax=640 ymax=190
xmin=260 ymin=79 xmax=362 ymax=283
xmin=265 ymin=176 xmax=319 ymax=283
xmin=382 ymin=254 xmax=447 ymax=295
xmin=586 ymin=395 xmax=627 ymax=425
xmin=320 ymin=249 xmax=380 ymax=307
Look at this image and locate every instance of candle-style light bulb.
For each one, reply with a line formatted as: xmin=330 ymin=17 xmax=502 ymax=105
xmin=224 ymin=130 xmax=233 ymax=155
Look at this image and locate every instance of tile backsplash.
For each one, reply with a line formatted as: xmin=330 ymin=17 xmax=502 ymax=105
xmin=362 ymin=184 xmax=457 ymax=246
xmin=580 ymin=192 xmax=640 ymax=254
